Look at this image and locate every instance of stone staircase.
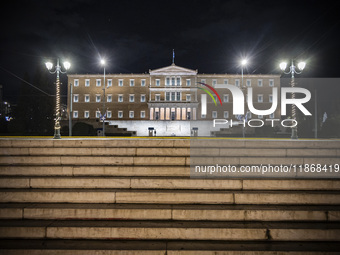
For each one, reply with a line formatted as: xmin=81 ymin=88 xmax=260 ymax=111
xmin=0 ymin=138 xmax=339 ymax=254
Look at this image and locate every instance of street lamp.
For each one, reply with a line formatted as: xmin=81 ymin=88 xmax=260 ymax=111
xmin=241 ymin=59 xmax=248 ymax=138
xmin=279 ymin=59 xmax=306 ymax=139
xmin=45 ymin=59 xmax=71 ymax=139
xmin=100 ymin=59 xmax=106 ymax=136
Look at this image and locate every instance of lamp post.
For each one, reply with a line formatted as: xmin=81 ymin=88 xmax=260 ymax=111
xmin=45 ymin=59 xmax=71 ymax=139
xmin=241 ymin=59 xmax=248 ymax=138
xmin=279 ymin=60 xmax=306 ymax=139
xmin=100 ymin=59 xmax=106 ymax=136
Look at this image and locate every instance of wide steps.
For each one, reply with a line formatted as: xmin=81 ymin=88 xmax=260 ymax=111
xmin=0 ymin=138 xmax=340 ymax=253
xmin=1 ymin=220 xmax=340 ymax=241
xmin=1 ymin=240 xmax=340 ymax=254
xmin=1 ymin=204 xmax=339 ymax=221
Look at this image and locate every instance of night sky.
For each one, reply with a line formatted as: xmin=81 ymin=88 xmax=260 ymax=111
xmin=1 ymin=0 xmax=340 ymax=104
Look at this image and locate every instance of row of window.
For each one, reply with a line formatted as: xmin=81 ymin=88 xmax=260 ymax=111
xmin=205 ymin=111 xmax=275 ymax=119
xmin=72 ymin=110 xmax=275 ymax=119
xmin=73 ymin=78 xmax=275 ymax=87
xmin=73 ymin=93 xmax=273 ymax=103
xmin=210 ymin=94 xmax=274 ymax=103
xmin=73 ymin=94 xmax=146 ymax=103
xmin=74 ymin=79 xmax=145 ymax=87
xmin=206 ymin=79 xmax=275 ymax=87
xmin=73 ymin=110 xmax=146 ymax=119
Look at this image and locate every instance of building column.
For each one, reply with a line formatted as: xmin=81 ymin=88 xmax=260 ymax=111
xmin=150 ymin=107 xmax=154 ymax=120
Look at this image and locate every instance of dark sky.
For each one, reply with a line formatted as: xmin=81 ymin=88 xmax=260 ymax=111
xmin=1 ymin=0 xmax=340 ymax=103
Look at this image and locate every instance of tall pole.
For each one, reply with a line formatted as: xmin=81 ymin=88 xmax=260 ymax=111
xmin=102 ymin=65 xmax=106 ymax=136
xmin=45 ymin=58 xmax=70 ymax=139
xmin=54 ymin=59 xmax=61 ymax=139
xmin=241 ymin=65 xmax=245 ymax=138
xmin=69 ymin=82 xmax=73 ymax=137
xmin=290 ymin=60 xmax=298 ymax=139
xmin=280 ymin=59 xmax=305 ymax=140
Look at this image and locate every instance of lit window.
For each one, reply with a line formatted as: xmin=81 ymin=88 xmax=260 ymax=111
xmin=118 ymin=95 xmax=123 ymax=102
xmin=73 ymin=111 xmax=78 ymax=118
xmin=129 ymin=94 xmax=135 ymax=102
xmin=107 ymin=79 xmax=112 ymax=87
xmin=212 ymin=111 xmax=217 ymax=118
xmin=171 ymin=77 xmax=175 ymax=86
xmin=96 ymin=111 xmax=100 ymax=118
xmin=171 ymin=92 xmax=176 ymax=101
xmin=176 ymin=77 xmax=181 ymax=86
xmin=96 ymin=95 xmax=101 ymax=102
xmin=73 ymin=94 xmax=79 ymax=103
xmin=176 ymin=92 xmax=181 ymax=101
xmin=129 ymin=111 xmax=134 ymax=118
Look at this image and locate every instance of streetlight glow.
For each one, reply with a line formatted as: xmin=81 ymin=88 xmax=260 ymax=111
xmin=241 ymin=59 xmax=248 ymax=66
xmin=45 ymin=62 xmax=53 ymax=71
xmin=279 ymin=62 xmax=287 ymax=71
xmin=63 ymin=61 xmax=71 ymax=70
xmin=298 ymin=61 xmax=306 ymax=71
xmin=100 ymin=59 xmax=106 ymax=66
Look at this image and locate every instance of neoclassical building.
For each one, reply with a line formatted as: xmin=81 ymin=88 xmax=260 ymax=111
xmin=67 ymin=63 xmax=280 ymax=136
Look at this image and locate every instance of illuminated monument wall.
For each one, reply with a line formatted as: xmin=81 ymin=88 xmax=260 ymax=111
xmin=67 ymin=64 xmax=280 ymax=136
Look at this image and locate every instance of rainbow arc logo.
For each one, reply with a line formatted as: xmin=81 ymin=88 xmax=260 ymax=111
xmin=197 ymin=82 xmax=222 ymax=106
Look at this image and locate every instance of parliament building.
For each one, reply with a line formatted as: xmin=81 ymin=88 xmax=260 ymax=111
xmin=67 ymin=63 xmax=281 ymax=136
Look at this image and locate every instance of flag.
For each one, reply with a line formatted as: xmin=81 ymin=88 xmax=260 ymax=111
xmin=172 ymin=49 xmax=175 ymax=64
xmin=322 ymin=112 xmax=327 ymax=123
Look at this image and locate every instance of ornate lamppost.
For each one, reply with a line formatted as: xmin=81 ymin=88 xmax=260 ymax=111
xmin=279 ymin=60 xmax=306 ymax=139
xmin=45 ymin=59 xmax=71 ymax=139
